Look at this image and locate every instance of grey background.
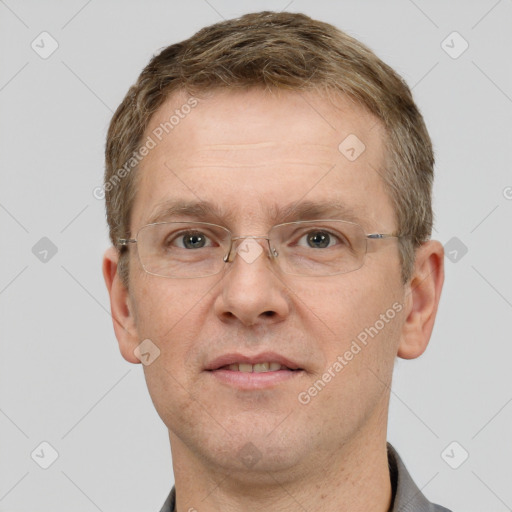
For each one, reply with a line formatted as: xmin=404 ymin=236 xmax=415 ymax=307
xmin=1 ymin=1 xmax=511 ymax=511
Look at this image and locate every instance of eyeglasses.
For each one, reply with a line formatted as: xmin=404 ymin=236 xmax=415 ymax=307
xmin=118 ymin=220 xmax=400 ymax=279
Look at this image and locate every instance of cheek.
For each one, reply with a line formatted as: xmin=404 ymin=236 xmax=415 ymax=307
xmin=294 ymin=267 xmax=404 ymax=381
xmin=130 ymin=273 xmax=221 ymax=384
xmin=295 ymin=278 xmax=403 ymax=431
xmin=131 ymin=272 xmax=207 ymax=340
xmin=295 ymin=269 xmax=400 ymax=338
xmin=132 ymin=277 xmax=212 ymax=425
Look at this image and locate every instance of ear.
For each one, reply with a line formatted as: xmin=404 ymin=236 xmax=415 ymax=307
xmin=102 ymin=247 xmax=141 ymax=364
xmin=398 ymin=240 xmax=445 ymax=359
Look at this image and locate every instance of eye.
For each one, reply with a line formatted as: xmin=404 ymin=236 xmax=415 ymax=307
xmin=166 ymin=230 xmax=214 ymax=249
xmin=297 ymin=229 xmax=345 ymax=249
xmin=297 ymin=228 xmax=348 ymax=249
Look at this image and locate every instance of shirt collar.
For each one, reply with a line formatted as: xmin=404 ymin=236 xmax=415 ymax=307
xmin=386 ymin=442 xmax=445 ymax=511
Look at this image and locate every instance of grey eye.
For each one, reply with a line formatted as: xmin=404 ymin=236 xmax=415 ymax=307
xmin=166 ymin=230 xmax=213 ymax=249
xmin=305 ymin=231 xmax=332 ymax=249
xmin=181 ymin=232 xmax=207 ymax=249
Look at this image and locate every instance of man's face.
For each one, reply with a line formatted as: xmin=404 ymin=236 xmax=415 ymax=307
xmin=124 ymin=88 xmax=407 ymax=475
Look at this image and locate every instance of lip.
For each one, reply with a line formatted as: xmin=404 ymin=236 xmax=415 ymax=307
xmin=204 ymin=352 xmax=304 ymax=390
xmin=208 ymin=368 xmax=303 ymax=390
xmin=204 ymin=352 xmax=302 ymax=371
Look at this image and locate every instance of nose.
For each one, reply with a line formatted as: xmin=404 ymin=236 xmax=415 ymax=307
xmin=214 ymin=236 xmax=290 ymax=327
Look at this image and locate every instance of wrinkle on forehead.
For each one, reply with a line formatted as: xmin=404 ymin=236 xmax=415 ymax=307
xmin=169 ymin=141 xmax=344 ymax=169
xmin=198 ymin=142 xmax=334 ymax=151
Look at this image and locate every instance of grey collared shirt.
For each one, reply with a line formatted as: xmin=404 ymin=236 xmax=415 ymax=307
xmin=158 ymin=442 xmax=452 ymax=512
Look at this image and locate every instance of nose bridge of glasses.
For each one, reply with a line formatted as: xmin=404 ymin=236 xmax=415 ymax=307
xmin=224 ymin=234 xmax=275 ymax=263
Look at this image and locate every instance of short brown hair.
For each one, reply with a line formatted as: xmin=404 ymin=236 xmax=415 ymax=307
xmin=104 ymin=11 xmax=434 ymax=287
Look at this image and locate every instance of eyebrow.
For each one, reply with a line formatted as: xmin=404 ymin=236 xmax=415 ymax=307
xmin=146 ymin=198 xmax=365 ymax=227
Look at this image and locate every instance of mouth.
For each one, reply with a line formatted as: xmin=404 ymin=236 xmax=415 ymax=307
xmin=205 ymin=352 xmax=304 ymax=390
xmin=216 ymin=362 xmax=299 ymax=372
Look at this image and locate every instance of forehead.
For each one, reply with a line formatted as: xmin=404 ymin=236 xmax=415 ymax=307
xmin=131 ymin=88 xmax=393 ymax=231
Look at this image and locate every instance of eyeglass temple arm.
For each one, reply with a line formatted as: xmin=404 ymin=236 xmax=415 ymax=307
xmin=117 ymin=238 xmax=137 ymax=246
xmin=366 ymin=233 xmax=400 ymax=239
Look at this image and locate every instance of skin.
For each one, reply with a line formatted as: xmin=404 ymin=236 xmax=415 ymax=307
xmin=103 ymin=88 xmax=444 ymax=512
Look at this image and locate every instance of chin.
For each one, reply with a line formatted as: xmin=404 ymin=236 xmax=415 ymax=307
xmin=211 ymin=444 xmax=306 ymax=480
xmin=196 ymin=423 xmax=313 ymax=478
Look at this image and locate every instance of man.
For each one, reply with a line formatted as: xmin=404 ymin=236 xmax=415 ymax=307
xmin=102 ymin=11 xmax=449 ymax=512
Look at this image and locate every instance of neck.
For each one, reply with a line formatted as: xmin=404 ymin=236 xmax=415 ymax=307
xmin=168 ymin=425 xmax=392 ymax=512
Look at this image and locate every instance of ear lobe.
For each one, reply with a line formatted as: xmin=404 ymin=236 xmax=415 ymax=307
xmin=397 ymin=240 xmax=445 ymax=360
xmin=102 ymin=247 xmax=141 ymax=364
